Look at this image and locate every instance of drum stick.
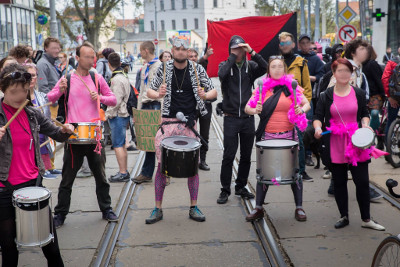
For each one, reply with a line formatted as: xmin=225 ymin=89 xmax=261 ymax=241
xmin=162 ymin=61 xmax=166 ymax=84
xmin=52 ymin=118 xmax=78 ymax=137
xmin=257 ymin=80 xmax=263 ymax=103
xmin=40 ymin=139 xmax=51 ymax=148
xmin=64 ymin=56 xmax=70 ymax=78
xmin=321 ymin=130 xmax=332 ymax=136
xmin=291 ymin=80 xmax=297 ymax=107
xmin=3 ymin=99 xmax=30 ymax=129
xmin=37 ymin=102 xmax=53 ymax=109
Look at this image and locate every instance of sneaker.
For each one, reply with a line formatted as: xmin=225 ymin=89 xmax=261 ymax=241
xmin=48 ymin=169 xmax=62 ymax=175
xmin=370 ymin=188 xmax=383 ymax=203
xmin=102 ymin=209 xmax=118 ymax=222
xmin=305 ymin=155 xmax=315 ymax=166
xmin=294 ymin=208 xmax=307 ymax=221
xmin=108 ymin=171 xmax=130 ymax=183
xmin=145 ymin=208 xmax=163 ymax=224
xmin=76 ymin=170 xmax=92 ymax=178
xmin=301 ymin=171 xmax=314 ymax=182
xmin=246 ymin=208 xmax=264 ymax=222
xmin=362 ymin=219 xmax=385 ymax=231
xmin=127 ymin=145 xmax=137 ymax=151
xmin=328 ymin=179 xmax=335 ymax=197
xmin=235 ymin=187 xmax=255 ymax=199
xmin=199 ymin=161 xmax=210 ymax=171
xmin=217 ymin=191 xmax=229 ymax=204
xmin=54 ymin=214 xmax=66 ymax=229
xmin=43 ymin=171 xmax=58 ymax=179
xmin=335 ymin=216 xmax=349 ymax=229
xmin=322 ymin=170 xmax=332 ymax=179
xmin=132 ymin=174 xmax=152 ymax=184
xmin=189 ymin=206 xmax=206 ymax=222
xmin=348 ymin=170 xmax=352 ymax=180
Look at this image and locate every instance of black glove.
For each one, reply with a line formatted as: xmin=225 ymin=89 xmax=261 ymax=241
xmin=216 ymin=102 xmax=224 ymax=116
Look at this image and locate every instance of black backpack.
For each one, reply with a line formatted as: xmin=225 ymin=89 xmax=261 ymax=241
xmin=57 ymin=71 xmax=99 ymax=122
xmin=389 ymin=64 xmax=400 ymax=100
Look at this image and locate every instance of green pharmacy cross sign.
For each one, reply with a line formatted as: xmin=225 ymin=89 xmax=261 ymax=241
xmin=372 ymin=8 xmax=386 ymax=22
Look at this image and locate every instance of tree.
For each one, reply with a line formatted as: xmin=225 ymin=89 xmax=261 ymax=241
xmin=34 ymin=0 xmax=141 ymax=50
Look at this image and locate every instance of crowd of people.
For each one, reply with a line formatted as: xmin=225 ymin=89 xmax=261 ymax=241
xmin=1 ymin=32 xmax=400 ymax=266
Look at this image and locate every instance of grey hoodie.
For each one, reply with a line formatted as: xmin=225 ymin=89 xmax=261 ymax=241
xmin=37 ymin=53 xmax=61 ymax=94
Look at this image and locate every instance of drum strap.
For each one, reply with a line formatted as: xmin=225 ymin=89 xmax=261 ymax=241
xmin=159 ymin=121 xmax=209 ymax=149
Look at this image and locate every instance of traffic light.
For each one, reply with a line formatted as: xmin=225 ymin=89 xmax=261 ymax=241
xmin=372 ymin=8 xmax=386 ymax=22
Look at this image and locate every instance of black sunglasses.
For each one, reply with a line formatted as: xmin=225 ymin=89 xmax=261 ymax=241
xmin=3 ymin=72 xmax=32 ymax=81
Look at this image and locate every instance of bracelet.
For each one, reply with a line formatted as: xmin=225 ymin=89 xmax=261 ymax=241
xmin=249 ymin=49 xmax=254 ymax=55
xmin=203 ymin=92 xmax=207 ymax=100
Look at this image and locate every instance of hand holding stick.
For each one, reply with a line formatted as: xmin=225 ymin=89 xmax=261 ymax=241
xmin=52 ymin=118 xmax=77 ymax=136
xmin=3 ymin=100 xmax=30 ymax=129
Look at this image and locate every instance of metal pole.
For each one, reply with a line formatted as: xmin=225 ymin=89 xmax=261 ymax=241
xmin=335 ymin=0 xmax=339 ymax=43
xmin=300 ymin=0 xmax=305 ymax=34
xmin=307 ymin=0 xmax=311 ymax=36
xmin=122 ymin=1 xmax=124 ymax=56
xmin=321 ymin=0 xmax=326 ymax=37
xmin=49 ymin=0 xmax=58 ymax=38
xmin=359 ymin=0 xmax=366 ymax=40
xmin=155 ymin=0 xmax=159 ymax=57
xmin=315 ymin=0 xmax=320 ymax=41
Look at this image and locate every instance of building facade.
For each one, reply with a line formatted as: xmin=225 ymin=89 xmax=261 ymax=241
xmin=0 ymin=0 xmax=36 ymax=58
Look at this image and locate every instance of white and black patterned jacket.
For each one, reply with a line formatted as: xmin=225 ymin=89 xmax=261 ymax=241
xmin=150 ymin=59 xmax=214 ymax=117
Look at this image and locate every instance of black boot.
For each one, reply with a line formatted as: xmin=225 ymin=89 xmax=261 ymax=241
xmin=199 ymin=156 xmax=210 ymax=171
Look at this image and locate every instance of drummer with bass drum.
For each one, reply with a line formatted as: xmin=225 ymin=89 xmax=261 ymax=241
xmin=244 ymin=56 xmax=311 ymax=222
xmin=0 ymin=63 xmax=75 ymax=266
xmin=145 ymin=37 xmax=217 ymax=224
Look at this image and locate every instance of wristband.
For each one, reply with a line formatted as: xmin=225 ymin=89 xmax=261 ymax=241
xmin=249 ymin=49 xmax=254 ymax=55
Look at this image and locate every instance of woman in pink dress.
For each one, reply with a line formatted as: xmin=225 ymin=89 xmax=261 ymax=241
xmin=313 ymin=58 xmax=385 ymax=231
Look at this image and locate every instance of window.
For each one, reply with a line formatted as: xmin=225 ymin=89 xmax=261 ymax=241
xmin=183 ymin=19 xmax=187 ymax=29
xmin=182 ymin=0 xmax=186 ymax=9
xmin=151 ymin=21 xmax=155 ymax=31
xmin=194 ymin=0 xmax=198 ymax=8
xmin=213 ymin=0 xmax=217 ymax=8
xmin=161 ymin=20 xmax=165 ymax=31
xmin=172 ymin=20 xmax=176 ymax=30
xmin=194 ymin=18 xmax=198 ymax=29
xmin=171 ymin=0 xmax=175 ymax=10
xmin=160 ymin=0 xmax=164 ymax=10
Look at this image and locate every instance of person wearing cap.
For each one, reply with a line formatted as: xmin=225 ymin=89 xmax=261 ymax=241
xmin=297 ymin=34 xmax=325 ymax=167
xmin=278 ymin=32 xmax=313 ymax=182
xmin=323 ymin=44 xmax=344 ymax=74
xmin=145 ymin=37 xmax=217 ymax=224
xmin=216 ymin=35 xmax=268 ymax=205
xmin=96 ymin=48 xmax=114 ymax=83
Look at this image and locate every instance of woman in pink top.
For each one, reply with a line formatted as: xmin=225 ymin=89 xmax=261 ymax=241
xmin=314 ymin=58 xmax=385 ymax=231
xmin=0 ymin=63 xmax=74 ymax=266
xmin=244 ymin=57 xmax=310 ymax=222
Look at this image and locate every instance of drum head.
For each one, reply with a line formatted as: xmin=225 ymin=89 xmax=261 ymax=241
xmin=352 ymin=128 xmax=375 ymax=148
xmin=13 ymin=187 xmax=51 ymax=203
xmin=161 ymin=136 xmax=201 ymax=151
xmin=256 ymin=139 xmax=298 ymax=149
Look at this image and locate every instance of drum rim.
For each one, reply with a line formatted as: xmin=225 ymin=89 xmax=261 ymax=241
xmin=256 ymin=139 xmax=299 ymax=149
xmin=13 ymin=186 xmax=51 ymax=203
xmin=161 ymin=135 xmax=201 ymax=151
xmin=351 ymin=128 xmax=375 ymax=148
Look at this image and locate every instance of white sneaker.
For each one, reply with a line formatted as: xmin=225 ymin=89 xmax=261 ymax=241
xmin=362 ymin=220 xmax=385 ymax=231
xmin=322 ymin=170 xmax=332 ymax=179
xmin=347 ymin=170 xmax=352 ymax=180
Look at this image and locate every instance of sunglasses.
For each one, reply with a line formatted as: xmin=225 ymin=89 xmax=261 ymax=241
xmin=279 ymin=41 xmax=293 ymax=46
xmin=3 ymin=72 xmax=32 ymax=81
xmin=173 ymin=38 xmax=190 ymax=49
xmin=269 ymin=55 xmax=284 ymax=61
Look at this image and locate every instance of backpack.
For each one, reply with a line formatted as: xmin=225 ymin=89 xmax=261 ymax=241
xmin=57 ymin=71 xmax=99 ymax=122
xmin=389 ymin=64 xmax=400 ymax=100
xmin=112 ymin=71 xmax=139 ymax=116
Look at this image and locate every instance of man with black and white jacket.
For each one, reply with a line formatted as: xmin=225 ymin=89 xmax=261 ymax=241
xmin=217 ymin=35 xmax=268 ymax=204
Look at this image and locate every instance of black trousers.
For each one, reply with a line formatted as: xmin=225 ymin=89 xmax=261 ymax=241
xmin=255 ymin=181 xmax=303 ymax=207
xmin=54 ymin=143 xmax=111 ymax=217
xmin=198 ymin=103 xmax=212 ymax=161
xmin=331 ymin=161 xmax=370 ymax=220
xmin=220 ymin=116 xmax=255 ymax=195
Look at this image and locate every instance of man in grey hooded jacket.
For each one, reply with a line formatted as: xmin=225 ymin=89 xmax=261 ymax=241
xmin=37 ymin=37 xmax=62 ymax=94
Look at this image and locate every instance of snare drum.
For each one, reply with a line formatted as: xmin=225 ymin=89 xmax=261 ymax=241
xmin=161 ymin=136 xmax=201 ymax=178
xmin=13 ymin=187 xmax=53 ymax=247
xmin=68 ymin=123 xmax=103 ymax=144
xmin=256 ymin=139 xmax=299 ymax=185
xmin=351 ymin=128 xmax=375 ymax=149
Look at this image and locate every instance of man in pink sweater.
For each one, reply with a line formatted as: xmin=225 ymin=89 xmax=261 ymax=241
xmin=47 ymin=42 xmax=118 ymax=228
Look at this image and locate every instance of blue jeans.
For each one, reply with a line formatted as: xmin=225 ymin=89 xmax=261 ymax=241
xmin=140 ymin=101 xmax=161 ymax=178
xmin=109 ymin=116 xmax=130 ymax=148
xmin=385 ymin=104 xmax=400 ymax=138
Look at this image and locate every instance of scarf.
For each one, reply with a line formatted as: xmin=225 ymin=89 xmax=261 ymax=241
xmin=144 ymin=57 xmax=159 ymax=85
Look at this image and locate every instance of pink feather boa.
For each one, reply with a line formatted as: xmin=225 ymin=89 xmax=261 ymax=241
xmin=248 ymin=74 xmax=308 ymax=131
xmin=326 ymin=120 xmax=373 ymax=166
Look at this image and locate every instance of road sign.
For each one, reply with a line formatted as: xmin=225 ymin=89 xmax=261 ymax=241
xmin=37 ymin=33 xmax=43 ymax=46
xmin=339 ymin=5 xmax=357 ymax=24
xmin=154 ymin=39 xmax=158 ymax=45
xmin=338 ymin=25 xmax=357 ymax=43
xmin=37 ymin=15 xmax=48 ymax=25
xmin=114 ymin=28 xmax=128 ymax=44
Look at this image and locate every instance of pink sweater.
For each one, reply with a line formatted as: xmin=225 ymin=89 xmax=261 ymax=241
xmin=47 ymin=73 xmax=116 ymax=123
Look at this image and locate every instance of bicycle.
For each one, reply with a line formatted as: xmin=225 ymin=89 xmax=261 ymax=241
xmin=371 ymin=179 xmax=400 ymax=267
xmin=385 ymin=102 xmax=400 ymax=168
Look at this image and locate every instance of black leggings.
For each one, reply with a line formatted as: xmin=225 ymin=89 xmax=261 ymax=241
xmin=255 ymin=181 xmax=303 ymax=207
xmin=0 ymin=214 xmax=64 ymax=267
xmin=331 ymin=162 xmax=370 ymax=221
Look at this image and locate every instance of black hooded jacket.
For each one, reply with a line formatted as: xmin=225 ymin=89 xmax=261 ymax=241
xmin=218 ymin=35 xmax=268 ymax=117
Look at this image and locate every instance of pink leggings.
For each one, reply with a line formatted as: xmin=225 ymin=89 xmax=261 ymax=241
xmin=155 ymin=164 xmax=199 ymax=202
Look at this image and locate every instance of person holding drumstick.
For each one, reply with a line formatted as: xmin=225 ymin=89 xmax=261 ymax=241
xmin=0 ymin=63 xmax=75 ymax=266
xmin=244 ymin=56 xmax=311 ymax=222
xmin=313 ymin=58 xmax=385 ymax=231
